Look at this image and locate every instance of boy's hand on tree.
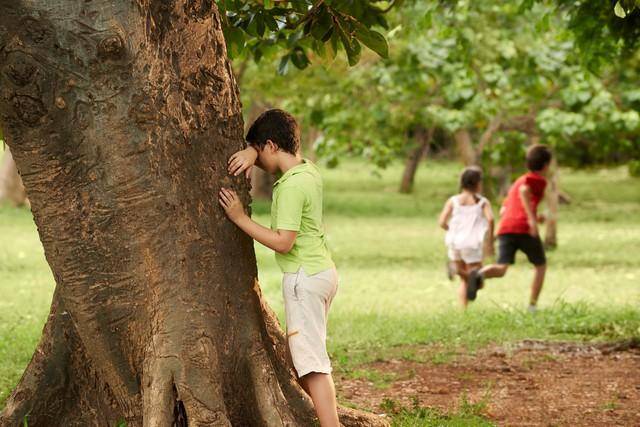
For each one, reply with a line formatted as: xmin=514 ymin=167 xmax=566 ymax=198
xmin=219 ymin=188 xmax=245 ymax=222
xmin=228 ymin=146 xmax=258 ymax=177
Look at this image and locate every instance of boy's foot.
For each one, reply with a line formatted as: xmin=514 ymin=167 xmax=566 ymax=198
xmin=467 ymin=269 xmax=483 ymax=301
xmin=446 ymin=261 xmax=456 ymax=281
xmin=527 ymin=304 xmax=537 ymax=314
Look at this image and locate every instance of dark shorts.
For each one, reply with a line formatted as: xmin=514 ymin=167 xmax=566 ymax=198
xmin=497 ymin=234 xmax=546 ymax=266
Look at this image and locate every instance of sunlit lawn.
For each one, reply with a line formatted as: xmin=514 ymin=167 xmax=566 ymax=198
xmin=1 ymin=160 xmax=639 ymax=420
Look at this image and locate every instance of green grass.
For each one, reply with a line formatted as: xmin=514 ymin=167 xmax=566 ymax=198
xmin=1 ymin=160 xmax=640 ymax=420
xmin=381 ymin=395 xmax=494 ymax=426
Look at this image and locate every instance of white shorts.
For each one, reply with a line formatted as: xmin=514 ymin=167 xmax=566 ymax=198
xmin=448 ymin=246 xmax=483 ymax=264
xmin=282 ymin=267 xmax=338 ymax=378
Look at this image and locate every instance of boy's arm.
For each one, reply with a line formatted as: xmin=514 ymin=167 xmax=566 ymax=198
xmin=518 ymin=184 xmax=538 ymax=237
xmin=219 ymin=188 xmax=296 ymax=253
xmin=228 ymin=145 xmax=259 ymax=178
xmin=438 ymin=199 xmax=453 ymax=230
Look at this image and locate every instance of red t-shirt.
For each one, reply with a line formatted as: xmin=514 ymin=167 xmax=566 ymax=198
xmin=498 ymin=172 xmax=547 ymax=235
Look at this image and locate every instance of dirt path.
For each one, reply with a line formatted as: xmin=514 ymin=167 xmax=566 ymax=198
xmin=336 ymin=340 xmax=640 ymax=426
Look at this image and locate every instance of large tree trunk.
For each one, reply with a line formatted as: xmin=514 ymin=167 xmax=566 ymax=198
xmin=452 ymin=129 xmax=476 ymax=166
xmin=0 ymin=147 xmax=28 ymax=206
xmin=0 ymin=2 xmax=384 ymax=426
xmin=399 ymin=126 xmax=432 ymax=194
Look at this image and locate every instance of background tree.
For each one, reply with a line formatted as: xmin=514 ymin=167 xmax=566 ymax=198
xmin=0 ymin=1 xmax=390 ymax=425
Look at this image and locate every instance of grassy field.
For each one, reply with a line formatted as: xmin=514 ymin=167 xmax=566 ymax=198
xmin=1 ymin=160 xmax=639 ymax=424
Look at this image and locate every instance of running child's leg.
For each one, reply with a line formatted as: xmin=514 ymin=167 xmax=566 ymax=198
xmin=521 ymin=235 xmax=547 ymax=310
xmin=459 ymin=262 xmax=481 ymax=306
xmin=455 ymin=261 xmax=468 ymax=307
xmin=529 ymin=263 xmax=546 ymax=306
xmin=480 ymin=263 xmax=508 ymax=278
xmin=472 ymin=234 xmax=516 ymax=286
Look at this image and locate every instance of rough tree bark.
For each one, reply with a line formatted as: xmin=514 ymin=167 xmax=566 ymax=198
xmin=399 ymin=126 xmax=433 ymax=194
xmin=0 ymin=2 xmax=385 ymax=426
xmin=0 ymin=147 xmax=28 ymax=206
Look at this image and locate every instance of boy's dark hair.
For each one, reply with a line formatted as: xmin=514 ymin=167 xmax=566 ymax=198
xmin=460 ymin=166 xmax=483 ymax=191
xmin=245 ymin=109 xmax=300 ymax=155
xmin=526 ymin=144 xmax=552 ymax=171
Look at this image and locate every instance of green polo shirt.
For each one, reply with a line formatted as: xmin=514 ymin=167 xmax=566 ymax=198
xmin=271 ymin=160 xmax=334 ymax=275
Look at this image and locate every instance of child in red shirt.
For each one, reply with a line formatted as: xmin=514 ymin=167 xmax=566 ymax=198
xmin=467 ymin=145 xmax=552 ymax=312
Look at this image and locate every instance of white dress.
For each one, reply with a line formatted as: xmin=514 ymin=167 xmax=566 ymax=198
xmin=445 ymin=195 xmax=489 ymax=263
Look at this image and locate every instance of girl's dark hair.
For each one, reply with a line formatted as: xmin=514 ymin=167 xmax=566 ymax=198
xmin=245 ymin=109 xmax=300 ymax=155
xmin=460 ymin=166 xmax=483 ymax=191
xmin=526 ymin=144 xmax=552 ymax=171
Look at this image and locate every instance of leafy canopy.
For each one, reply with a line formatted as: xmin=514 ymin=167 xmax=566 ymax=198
xmin=217 ymin=0 xmax=393 ymax=71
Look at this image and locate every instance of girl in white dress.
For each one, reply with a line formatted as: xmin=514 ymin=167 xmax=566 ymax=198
xmin=438 ymin=166 xmax=494 ymax=307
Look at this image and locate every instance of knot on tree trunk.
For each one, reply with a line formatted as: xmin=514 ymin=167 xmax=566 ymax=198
xmin=11 ymin=94 xmax=46 ymax=126
xmin=98 ymin=35 xmax=126 ymax=60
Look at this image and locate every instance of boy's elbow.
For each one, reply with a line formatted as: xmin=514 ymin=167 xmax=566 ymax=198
xmin=274 ymin=240 xmax=295 ymax=254
xmin=274 ymin=244 xmax=288 ymax=254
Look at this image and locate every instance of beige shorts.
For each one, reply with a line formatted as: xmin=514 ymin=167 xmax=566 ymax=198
xmin=448 ymin=246 xmax=483 ymax=264
xmin=282 ymin=267 xmax=338 ymax=378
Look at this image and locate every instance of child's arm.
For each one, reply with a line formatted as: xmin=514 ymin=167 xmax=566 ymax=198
xmin=219 ymin=188 xmax=296 ymax=253
xmin=228 ymin=145 xmax=259 ymax=178
xmin=483 ymin=200 xmax=495 ymax=254
xmin=438 ymin=199 xmax=453 ymax=230
xmin=518 ymin=184 xmax=538 ymax=237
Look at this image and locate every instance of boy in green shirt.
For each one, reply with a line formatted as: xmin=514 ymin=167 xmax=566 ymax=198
xmin=219 ymin=109 xmax=339 ymax=427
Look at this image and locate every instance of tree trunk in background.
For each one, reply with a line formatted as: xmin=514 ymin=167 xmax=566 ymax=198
xmin=302 ymin=126 xmax=319 ymax=162
xmin=250 ymin=167 xmax=275 ymax=200
xmin=453 ymin=129 xmax=476 ymax=166
xmin=0 ymin=147 xmax=28 ymax=206
xmin=544 ymin=158 xmax=559 ymax=248
xmin=399 ymin=126 xmax=433 ymax=193
xmin=0 ymin=2 xmax=383 ymax=426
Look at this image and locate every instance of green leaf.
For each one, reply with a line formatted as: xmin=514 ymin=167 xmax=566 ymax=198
xmin=614 ymin=1 xmax=627 ymax=18
xmin=290 ymin=47 xmax=310 ymax=69
xmin=264 ymin=13 xmax=279 ymax=31
xmin=222 ymin=26 xmax=245 ymax=58
xmin=354 ymin=24 xmax=389 ymax=58
xmin=255 ymin=13 xmax=266 ymax=37
xmin=336 ymin=19 xmax=361 ymax=66
xmin=328 ymin=31 xmax=339 ymax=60
xmin=311 ymin=7 xmax=333 ymax=41
xmin=311 ymin=39 xmax=326 ymax=57
xmin=263 ymin=0 xmax=273 ymax=9
xmin=277 ymin=54 xmax=290 ymax=75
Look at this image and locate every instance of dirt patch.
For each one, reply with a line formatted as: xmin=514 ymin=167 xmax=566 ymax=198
xmin=336 ymin=340 xmax=640 ymax=426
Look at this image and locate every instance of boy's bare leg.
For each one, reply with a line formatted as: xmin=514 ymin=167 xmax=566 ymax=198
xmin=529 ymin=264 xmax=546 ymax=306
xmin=300 ymin=372 xmax=340 ymax=427
xmin=479 ymin=263 xmax=509 ymax=279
